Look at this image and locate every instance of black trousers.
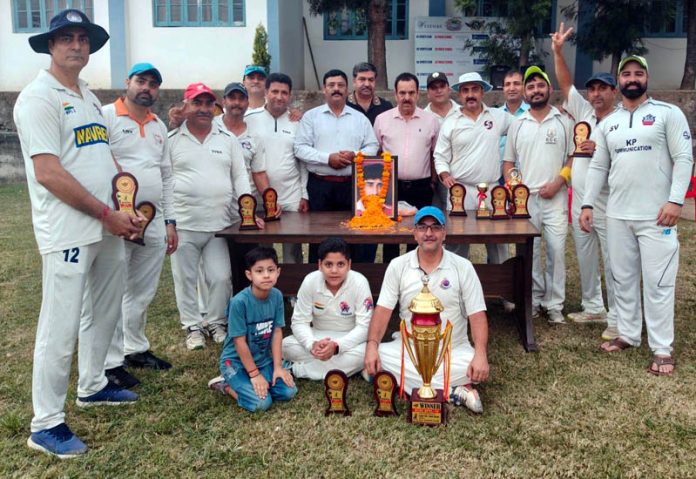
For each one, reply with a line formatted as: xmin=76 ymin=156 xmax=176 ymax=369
xmin=383 ymin=177 xmax=434 ymax=263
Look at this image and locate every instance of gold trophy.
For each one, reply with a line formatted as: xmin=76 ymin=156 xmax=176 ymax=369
xmin=449 ymin=183 xmax=467 ymax=216
xmin=132 ymin=201 xmax=156 ymax=245
xmin=324 ymin=369 xmax=351 ymax=416
xmin=112 ymin=172 xmax=138 ymax=215
xmin=573 ymin=121 xmax=592 ymax=158
xmin=401 ymin=277 xmax=453 ymax=426
xmin=506 ymin=168 xmax=530 ymax=219
xmin=475 ymin=183 xmax=490 ymax=219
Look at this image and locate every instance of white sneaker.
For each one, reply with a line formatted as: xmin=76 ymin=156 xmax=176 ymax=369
xmin=532 ymin=305 xmax=542 ymax=319
xmin=502 ymin=300 xmax=516 ymax=313
xmin=207 ymin=323 xmax=227 ymax=343
xmin=567 ymin=310 xmax=607 ymax=323
xmin=601 ymin=326 xmax=619 ymax=341
xmin=449 ymin=385 xmax=483 ymax=414
xmin=186 ymin=327 xmax=206 ymax=350
xmin=547 ymin=310 xmax=566 ymax=324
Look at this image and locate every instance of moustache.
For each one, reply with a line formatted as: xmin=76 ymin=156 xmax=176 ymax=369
xmin=332 ymin=91 xmax=343 ymax=96
xmin=624 ymin=82 xmax=641 ymax=88
xmin=465 ymin=97 xmax=477 ymax=102
xmin=195 ymin=112 xmax=213 ymax=118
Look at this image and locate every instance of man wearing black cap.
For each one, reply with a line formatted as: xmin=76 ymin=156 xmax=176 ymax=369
xmin=552 ymin=23 xmax=618 ymax=337
xmin=14 ymin=9 xmax=141 ymax=458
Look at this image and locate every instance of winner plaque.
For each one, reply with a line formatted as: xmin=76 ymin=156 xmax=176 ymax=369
xmin=511 ymin=185 xmax=531 ymax=219
xmin=112 ymin=172 xmax=138 ymax=215
xmin=373 ymin=371 xmax=399 ymax=417
xmin=324 ymin=370 xmax=351 ymax=416
xmin=262 ymin=188 xmax=280 ymax=222
xmin=573 ymin=121 xmax=592 ymax=158
xmin=448 ymin=183 xmax=467 ymax=216
xmin=238 ymin=194 xmax=259 ymax=230
xmin=490 ymin=185 xmax=510 ymax=220
xmin=132 ymin=201 xmax=156 ymax=246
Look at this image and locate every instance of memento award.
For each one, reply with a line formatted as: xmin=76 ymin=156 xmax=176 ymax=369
xmin=112 ymin=172 xmax=138 ymax=215
xmin=475 ymin=183 xmax=490 ymax=219
xmin=449 ymin=183 xmax=467 ymax=216
xmin=132 ymin=201 xmax=156 ymax=245
xmin=573 ymin=121 xmax=592 ymax=158
xmin=490 ymin=185 xmax=510 ymax=220
xmin=262 ymin=188 xmax=280 ymax=222
xmin=238 ymin=194 xmax=259 ymax=230
xmin=506 ymin=169 xmax=531 ymax=219
xmin=373 ymin=371 xmax=399 ymax=417
xmin=324 ymin=369 xmax=351 ymax=416
xmin=402 ymin=277 xmax=452 ymax=426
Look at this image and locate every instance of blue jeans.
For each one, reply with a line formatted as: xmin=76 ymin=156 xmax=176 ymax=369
xmin=223 ymin=362 xmax=297 ymax=412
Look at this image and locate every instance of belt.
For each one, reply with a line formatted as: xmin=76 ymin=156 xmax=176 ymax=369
xmin=398 ymin=177 xmax=431 ymax=187
xmin=309 ymin=172 xmax=351 ymax=183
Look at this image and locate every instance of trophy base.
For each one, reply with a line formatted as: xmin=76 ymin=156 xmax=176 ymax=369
xmin=475 ymin=210 xmax=491 ymax=219
xmin=511 ymin=212 xmax=531 ymax=219
xmin=407 ymin=388 xmax=448 ymax=426
xmin=490 ymin=210 xmax=510 ymax=220
xmin=449 ymin=209 xmax=467 ymax=217
xmin=264 ymin=215 xmax=280 ymax=222
xmin=238 ymin=223 xmax=260 ymax=231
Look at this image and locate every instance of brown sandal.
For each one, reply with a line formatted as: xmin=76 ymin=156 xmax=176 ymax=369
xmin=647 ymin=355 xmax=675 ymax=376
xmin=600 ymin=337 xmax=633 ymax=352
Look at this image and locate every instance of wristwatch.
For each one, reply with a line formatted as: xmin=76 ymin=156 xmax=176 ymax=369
xmin=164 ymin=219 xmax=177 ymax=226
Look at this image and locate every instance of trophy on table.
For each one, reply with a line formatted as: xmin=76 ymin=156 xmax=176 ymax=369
xmin=507 ymin=168 xmax=530 ymax=219
xmin=573 ymin=121 xmax=592 ymax=158
xmin=324 ymin=369 xmax=351 ymax=416
xmin=238 ymin=194 xmax=259 ymax=230
xmin=373 ymin=371 xmax=399 ymax=417
xmin=262 ymin=188 xmax=280 ymax=222
xmin=490 ymin=185 xmax=510 ymax=220
xmin=475 ymin=183 xmax=490 ymax=219
xmin=401 ymin=276 xmax=453 ymax=426
xmin=449 ymin=183 xmax=467 ymax=216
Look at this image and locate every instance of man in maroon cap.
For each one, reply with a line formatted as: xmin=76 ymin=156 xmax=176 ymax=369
xmin=168 ymin=83 xmax=257 ymax=350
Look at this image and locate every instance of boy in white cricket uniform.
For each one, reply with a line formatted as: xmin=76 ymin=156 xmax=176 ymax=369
xmin=504 ymin=67 xmax=574 ymax=324
xmin=580 ymin=56 xmax=693 ymax=376
xmin=282 ymin=237 xmax=373 ymax=379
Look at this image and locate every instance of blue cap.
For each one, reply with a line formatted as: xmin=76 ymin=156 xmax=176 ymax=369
xmin=243 ymin=65 xmax=267 ymax=78
xmin=414 ymin=206 xmax=446 ymax=226
xmin=584 ymin=72 xmax=616 ymax=88
xmin=29 ymin=9 xmax=109 ymax=54
xmin=128 ymin=62 xmax=162 ymax=84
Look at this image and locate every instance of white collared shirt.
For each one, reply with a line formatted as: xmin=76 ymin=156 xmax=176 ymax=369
xmin=424 ymin=99 xmax=460 ymax=126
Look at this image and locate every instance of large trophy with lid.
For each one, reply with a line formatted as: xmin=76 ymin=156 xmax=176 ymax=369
xmin=400 ymin=277 xmax=453 ymax=426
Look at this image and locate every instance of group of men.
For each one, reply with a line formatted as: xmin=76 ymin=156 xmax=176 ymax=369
xmin=14 ymin=8 xmax=691 ymax=459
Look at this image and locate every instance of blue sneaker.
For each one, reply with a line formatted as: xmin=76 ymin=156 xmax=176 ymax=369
xmin=27 ymin=423 xmax=87 ymax=459
xmin=76 ymin=381 xmax=138 ymax=407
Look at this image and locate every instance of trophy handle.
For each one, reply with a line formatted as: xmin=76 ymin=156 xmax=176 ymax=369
xmin=433 ymin=321 xmax=453 ymax=374
xmin=400 ymin=320 xmax=419 ymax=371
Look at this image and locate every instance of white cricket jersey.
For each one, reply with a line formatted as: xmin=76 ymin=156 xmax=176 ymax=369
xmin=584 ymin=98 xmax=694 ymax=220
xmin=245 ymin=108 xmax=308 ymax=211
xmin=376 ymin=248 xmax=486 ymax=347
xmin=434 ymin=104 xmax=514 ymax=185
xmin=291 ymin=270 xmax=373 ymax=352
xmin=102 ymin=98 xmax=173 ymax=232
xmin=424 ymin=99 xmax=460 ymax=126
xmin=13 ymin=70 xmax=116 ymax=254
xmin=168 ymin=121 xmax=251 ymax=231
xmin=563 ymin=86 xmax=611 ymax=212
xmin=504 ymin=106 xmax=574 ymax=193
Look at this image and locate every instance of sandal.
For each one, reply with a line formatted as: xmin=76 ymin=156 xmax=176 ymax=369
xmin=647 ymin=355 xmax=675 ymax=376
xmin=600 ymin=337 xmax=633 ymax=352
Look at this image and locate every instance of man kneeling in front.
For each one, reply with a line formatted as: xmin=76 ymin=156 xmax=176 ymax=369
xmin=364 ymin=206 xmax=489 ymax=413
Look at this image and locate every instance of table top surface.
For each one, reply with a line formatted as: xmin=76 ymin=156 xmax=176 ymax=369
xmin=218 ymin=211 xmax=540 ymax=244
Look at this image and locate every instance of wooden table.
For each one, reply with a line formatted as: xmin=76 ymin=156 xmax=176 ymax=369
xmin=218 ymin=212 xmax=541 ymax=352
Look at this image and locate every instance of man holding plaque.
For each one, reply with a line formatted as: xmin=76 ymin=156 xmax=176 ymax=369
xmin=14 ymin=9 xmax=142 ymax=458
xmin=580 ymin=56 xmax=693 ymax=376
xmin=364 ymin=207 xmax=489 ymax=413
xmin=101 ymin=63 xmax=177 ymax=388
xmin=551 ymin=23 xmax=618 ymax=338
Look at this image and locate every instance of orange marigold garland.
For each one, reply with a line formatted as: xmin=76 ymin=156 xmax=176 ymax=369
xmin=348 ymin=152 xmax=395 ymax=229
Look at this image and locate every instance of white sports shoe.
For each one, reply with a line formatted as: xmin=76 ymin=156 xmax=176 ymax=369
xmin=567 ymin=310 xmax=607 ymax=323
xmin=449 ymin=385 xmax=483 ymax=414
xmin=532 ymin=305 xmax=542 ymax=319
xmin=208 ymin=323 xmax=227 ymax=343
xmin=547 ymin=310 xmax=566 ymax=324
xmin=186 ymin=327 xmax=206 ymax=350
xmin=502 ymin=300 xmax=516 ymax=313
xmin=601 ymin=326 xmax=619 ymax=341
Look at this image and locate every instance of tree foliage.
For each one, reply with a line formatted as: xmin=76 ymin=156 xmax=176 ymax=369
xmin=252 ymin=23 xmax=271 ymax=72
xmin=681 ymin=0 xmax=696 ymax=89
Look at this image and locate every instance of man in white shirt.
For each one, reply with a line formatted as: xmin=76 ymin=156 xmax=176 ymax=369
xmin=580 ymin=55 xmax=693 ymax=376
xmin=242 ymin=64 xmax=267 ymax=116
xmin=498 ymin=70 xmax=530 ymax=171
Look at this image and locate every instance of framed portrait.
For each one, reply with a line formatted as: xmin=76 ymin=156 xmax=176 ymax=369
xmin=352 ymin=155 xmax=398 ymax=220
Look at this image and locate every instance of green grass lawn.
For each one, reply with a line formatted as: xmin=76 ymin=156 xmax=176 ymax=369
xmin=1 ymin=183 xmax=695 ymax=478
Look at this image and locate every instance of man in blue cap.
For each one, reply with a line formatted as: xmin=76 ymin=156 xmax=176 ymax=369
xmin=14 ymin=9 xmax=140 ymax=458
xmin=243 ymin=65 xmax=268 ymax=116
xmin=552 ymin=22 xmax=618 ymax=338
xmin=100 ymin=63 xmax=177 ymax=388
xmin=364 ymin=206 xmax=490 ymax=413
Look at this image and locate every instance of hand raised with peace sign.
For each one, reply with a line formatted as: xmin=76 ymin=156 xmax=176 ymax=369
xmin=550 ymin=22 xmax=574 ymax=53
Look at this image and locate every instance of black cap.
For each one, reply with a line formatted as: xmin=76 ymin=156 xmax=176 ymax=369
xmin=29 ymin=9 xmax=109 ymax=54
xmin=223 ymin=82 xmax=248 ymax=98
xmin=426 ymin=71 xmax=449 ymax=88
xmin=584 ymin=72 xmax=616 ymax=88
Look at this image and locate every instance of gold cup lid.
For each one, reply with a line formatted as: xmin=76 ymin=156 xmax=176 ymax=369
xmin=408 ymin=278 xmax=444 ymax=314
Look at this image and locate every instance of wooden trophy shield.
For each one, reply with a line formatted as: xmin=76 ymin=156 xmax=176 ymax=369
xmin=449 ymin=183 xmax=467 ymax=216
xmin=511 ymin=184 xmax=531 ymax=218
xmin=238 ymin=194 xmax=259 ymax=230
xmin=131 ymin=201 xmax=156 ymax=246
xmin=573 ymin=121 xmax=592 ymax=158
xmin=262 ymin=188 xmax=280 ymax=222
xmin=324 ymin=370 xmax=351 ymax=416
xmin=373 ymin=371 xmax=399 ymax=417
xmin=112 ymin=172 xmax=138 ymax=215
xmin=407 ymin=388 xmax=448 ymax=426
xmin=490 ymin=185 xmax=511 ymax=220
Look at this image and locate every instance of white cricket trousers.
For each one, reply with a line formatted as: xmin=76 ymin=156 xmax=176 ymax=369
xmin=105 ymin=221 xmax=167 ymax=369
xmin=571 ymin=201 xmax=616 ymax=326
xmin=171 ymin=230 xmax=231 ymax=329
xmin=282 ymin=329 xmax=366 ymax=380
xmin=32 ymin=236 xmax=125 ymax=432
xmin=607 ymin=218 xmax=679 ymax=355
xmin=378 ymin=335 xmax=475 ymax=392
xmin=527 ymin=191 xmax=567 ymax=312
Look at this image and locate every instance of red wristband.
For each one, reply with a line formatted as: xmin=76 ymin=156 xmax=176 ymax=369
xmin=100 ymin=206 xmax=111 ymax=222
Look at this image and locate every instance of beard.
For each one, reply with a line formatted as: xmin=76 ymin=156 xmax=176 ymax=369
xmin=620 ymin=82 xmax=647 ymax=100
xmin=528 ymin=96 xmax=549 ymax=109
xmin=133 ymin=93 xmax=155 ymax=107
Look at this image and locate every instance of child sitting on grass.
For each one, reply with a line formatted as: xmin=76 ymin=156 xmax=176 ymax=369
xmin=209 ymin=246 xmax=297 ymax=412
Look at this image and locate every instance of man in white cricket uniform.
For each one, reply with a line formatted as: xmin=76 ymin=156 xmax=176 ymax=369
xmin=580 ymin=56 xmax=693 ymax=376
xmin=14 ymin=9 xmax=141 ymax=458
xmin=551 ymin=23 xmax=618 ymax=337
xmin=364 ymin=207 xmax=489 ymax=413
xmin=169 ymin=83 xmax=252 ymax=350
xmin=101 ymin=63 xmax=177 ymax=388
xmin=282 ymin=238 xmax=373 ymax=379
xmin=434 ymin=72 xmax=514 ymax=265
xmin=504 ymin=67 xmax=573 ymax=324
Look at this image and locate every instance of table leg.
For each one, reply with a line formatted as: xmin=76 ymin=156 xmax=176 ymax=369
xmin=515 ymin=239 xmax=538 ymax=352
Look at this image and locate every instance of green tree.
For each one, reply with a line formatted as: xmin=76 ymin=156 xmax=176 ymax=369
xmin=307 ymin=0 xmax=388 ymax=89
xmin=680 ymin=0 xmax=696 ymax=89
xmin=252 ymin=23 xmax=271 ymax=72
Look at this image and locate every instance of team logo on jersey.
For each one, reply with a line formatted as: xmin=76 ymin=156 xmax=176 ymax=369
xmin=484 ymin=120 xmax=493 ymax=130
xmin=545 ymin=128 xmax=557 ymax=144
xmin=440 ymin=278 xmax=451 ymax=290
xmin=339 ymin=301 xmax=352 ymax=316
xmin=683 ymin=130 xmax=691 ymax=140
xmin=609 ymin=124 xmax=619 ymax=132
xmin=313 ymin=301 xmax=325 ymax=310
xmin=363 ymin=297 xmax=374 ymax=311
xmin=154 ymin=133 xmax=163 ymax=145
xmin=210 ymin=148 xmax=223 ymax=155
xmin=121 ymin=128 xmax=136 ymax=135
xmin=73 ymin=123 xmax=108 ymax=147
xmin=642 ymin=114 xmax=655 ymax=126
xmin=62 ymin=102 xmax=76 ymax=115
xmin=281 ymin=129 xmax=293 ymax=135
xmin=240 ymin=140 xmax=252 ymax=151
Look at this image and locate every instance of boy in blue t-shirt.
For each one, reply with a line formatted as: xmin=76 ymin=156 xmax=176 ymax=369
xmin=215 ymin=246 xmax=297 ymax=412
